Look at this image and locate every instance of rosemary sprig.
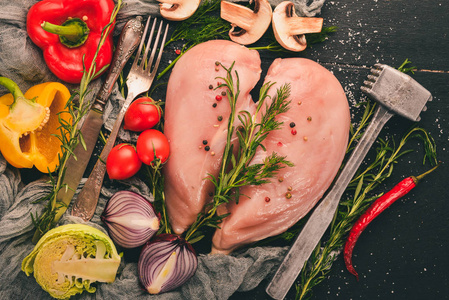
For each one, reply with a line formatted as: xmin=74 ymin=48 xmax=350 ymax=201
xmin=144 ymin=162 xmax=171 ymax=235
xmin=184 ymin=63 xmax=293 ymax=243
xmin=31 ymin=1 xmax=122 ymax=242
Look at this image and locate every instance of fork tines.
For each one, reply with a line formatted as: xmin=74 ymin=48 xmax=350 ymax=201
xmin=133 ymin=17 xmax=169 ymax=77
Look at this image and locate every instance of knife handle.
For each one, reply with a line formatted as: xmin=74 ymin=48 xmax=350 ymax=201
xmin=266 ymin=105 xmax=394 ymax=300
xmin=92 ymin=16 xmax=145 ymax=114
xmin=69 ymin=17 xmax=145 ymax=220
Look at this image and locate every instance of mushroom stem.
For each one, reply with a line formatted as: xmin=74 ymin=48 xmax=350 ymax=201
xmin=286 ymin=17 xmax=323 ymax=35
xmin=272 ymin=1 xmax=324 ymax=52
xmin=221 ymin=1 xmax=256 ymax=31
xmin=220 ymin=0 xmax=272 ymax=45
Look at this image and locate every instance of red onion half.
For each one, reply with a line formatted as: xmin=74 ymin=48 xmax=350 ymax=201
xmin=138 ymin=234 xmax=198 ymax=294
xmin=101 ymin=191 xmax=160 ymax=248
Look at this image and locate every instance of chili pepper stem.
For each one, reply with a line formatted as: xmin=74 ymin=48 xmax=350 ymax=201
xmin=41 ymin=18 xmax=89 ymax=48
xmin=413 ymin=162 xmax=441 ymax=183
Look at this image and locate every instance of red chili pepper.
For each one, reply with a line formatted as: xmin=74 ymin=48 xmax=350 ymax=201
xmin=344 ymin=163 xmax=440 ymax=280
xmin=26 ymin=0 xmax=116 ymax=84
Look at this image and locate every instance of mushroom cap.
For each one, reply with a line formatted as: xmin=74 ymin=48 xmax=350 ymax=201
xmin=272 ymin=1 xmax=323 ymax=52
xmin=221 ymin=0 xmax=273 ymax=45
xmin=158 ymin=0 xmax=201 ymax=21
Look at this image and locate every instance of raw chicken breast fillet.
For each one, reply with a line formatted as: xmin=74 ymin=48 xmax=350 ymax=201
xmin=212 ymin=58 xmax=351 ymax=254
xmin=164 ymin=40 xmax=261 ymax=234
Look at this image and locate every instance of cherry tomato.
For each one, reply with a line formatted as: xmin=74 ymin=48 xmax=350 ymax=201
xmin=136 ymin=129 xmax=170 ymax=166
xmin=106 ymin=143 xmax=142 ymax=180
xmin=124 ymin=97 xmax=162 ymax=132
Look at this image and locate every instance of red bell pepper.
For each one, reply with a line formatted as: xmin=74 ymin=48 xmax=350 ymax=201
xmin=26 ymin=0 xmax=116 ymax=84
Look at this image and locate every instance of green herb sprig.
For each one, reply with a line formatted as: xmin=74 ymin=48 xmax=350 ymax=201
xmin=184 ymin=62 xmax=293 ymax=244
xmin=31 ymin=0 xmax=122 ymax=243
xmin=144 ymin=161 xmax=171 ymax=235
xmin=157 ymin=0 xmax=231 ymax=79
xmin=249 ymin=26 xmax=338 ymax=52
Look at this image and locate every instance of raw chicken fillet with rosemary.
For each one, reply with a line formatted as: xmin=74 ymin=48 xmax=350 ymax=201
xmin=163 ymin=40 xmax=350 ymax=253
xmin=213 ymin=57 xmax=351 ymax=253
xmin=164 ymin=40 xmax=261 ymax=235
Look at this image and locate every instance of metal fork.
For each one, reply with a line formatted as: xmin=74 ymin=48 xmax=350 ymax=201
xmin=71 ymin=17 xmax=169 ymax=221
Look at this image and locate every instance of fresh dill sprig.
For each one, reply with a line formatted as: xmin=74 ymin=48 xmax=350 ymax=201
xmin=293 ymin=59 xmax=438 ymax=299
xmin=158 ymin=1 xmax=336 ymax=77
xmin=157 ymin=0 xmax=231 ymax=79
xmin=184 ymin=62 xmax=293 ymax=243
xmin=31 ymin=1 xmax=122 ymax=243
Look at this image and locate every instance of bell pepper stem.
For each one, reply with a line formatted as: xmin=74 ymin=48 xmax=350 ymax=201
xmin=0 ymin=77 xmax=25 ymax=101
xmin=41 ymin=18 xmax=89 ymax=48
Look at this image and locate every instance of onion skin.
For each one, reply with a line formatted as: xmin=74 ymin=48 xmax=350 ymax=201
xmin=138 ymin=234 xmax=198 ymax=294
xmin=101 ymin=191 xmax=160 ymax=249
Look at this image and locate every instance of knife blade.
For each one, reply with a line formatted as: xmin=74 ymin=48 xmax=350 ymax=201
xmin=54 ymin=16 xmax=144 ymax=220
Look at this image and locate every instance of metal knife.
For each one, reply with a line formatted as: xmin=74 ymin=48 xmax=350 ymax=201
xmin=54 ymin=16 xmax=144 ymax=220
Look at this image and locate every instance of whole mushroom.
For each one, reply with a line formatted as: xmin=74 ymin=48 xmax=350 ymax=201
xmin=221 ymin=0 xmax=273 ymax=45
xmin=272 ymin=1 xmax=323 ymax=52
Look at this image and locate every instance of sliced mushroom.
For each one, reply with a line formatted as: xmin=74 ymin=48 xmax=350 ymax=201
xmin=272 ymin=1 xmax=323 ymax=52
xmin=221 ymin=0 xmax=272 ymax=45
xmin=158 ymin=0 xmax=201 ymax=21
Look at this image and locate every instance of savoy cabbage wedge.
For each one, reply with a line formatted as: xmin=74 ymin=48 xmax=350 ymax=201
xmin=22 ymin=224 xmax=121 ymax=299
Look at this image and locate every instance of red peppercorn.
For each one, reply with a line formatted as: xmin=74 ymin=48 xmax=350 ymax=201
xmin=265 ymin=197 xmax=271 ymax=203
xmin=215 ymin=95 xmax=222 ymax=101
xmin=291 ymin=129 xmax=297 ymax=135
xmin=277 ymin=142 xmax=283 ymax=147
xmin=175 ymin=49 xmax=181 ymax=55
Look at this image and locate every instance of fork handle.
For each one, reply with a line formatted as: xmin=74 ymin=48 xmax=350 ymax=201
xmin=266 ymin=104 xmax=394 ymax=300
xmin=72 ymin=92 xmax=138 ymax=221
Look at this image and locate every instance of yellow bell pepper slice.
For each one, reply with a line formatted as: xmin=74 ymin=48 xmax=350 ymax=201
xmin=0 ymin=77 xmax=71 ymax=173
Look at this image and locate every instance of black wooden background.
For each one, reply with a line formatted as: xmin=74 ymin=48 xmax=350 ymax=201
xmin=15 ymin=0 xmax=448 ymax=299
xmin=230 ymin=0 xmax=449 ymax=299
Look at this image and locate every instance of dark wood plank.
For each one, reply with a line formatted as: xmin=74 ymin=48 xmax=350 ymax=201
xmin=307 ymin=0 xmax=449 ymax=71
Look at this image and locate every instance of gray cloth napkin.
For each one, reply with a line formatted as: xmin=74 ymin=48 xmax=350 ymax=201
xmin=0 ymin=0 xmax=325 ymax=299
